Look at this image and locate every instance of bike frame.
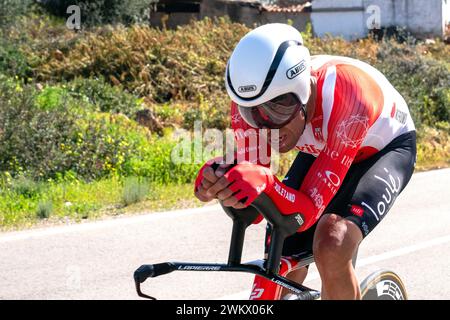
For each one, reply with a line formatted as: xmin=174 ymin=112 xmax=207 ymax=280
xmin=134 ymin=193 xmax=321 ymax=300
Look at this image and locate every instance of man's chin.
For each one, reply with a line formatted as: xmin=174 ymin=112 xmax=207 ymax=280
xmin=278 ymin=144 xmax=295 ymax=153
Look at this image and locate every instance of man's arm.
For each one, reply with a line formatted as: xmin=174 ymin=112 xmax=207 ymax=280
xmin=289 ymin=64 xmax=384 ymax=230
xmin=228 ymin=65 xmax=384 ymax=231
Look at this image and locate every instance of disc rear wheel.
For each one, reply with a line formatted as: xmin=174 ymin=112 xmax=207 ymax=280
xmin=360 ymin=270 xmax=408 ymax=300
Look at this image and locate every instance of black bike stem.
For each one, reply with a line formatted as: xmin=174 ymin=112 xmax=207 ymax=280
xmin=221 ymin=204 xmax=261 ymax=266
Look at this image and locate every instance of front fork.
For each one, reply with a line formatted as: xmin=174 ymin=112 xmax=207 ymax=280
xmin=250 ymin=255 xmax=314 ymax=300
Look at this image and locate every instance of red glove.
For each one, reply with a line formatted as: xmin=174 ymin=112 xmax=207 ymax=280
xmin=194 ymin=156 xmax=224 ymax=193
xmin=223 ymin=162 xmax=317 ymax=232
xmin=195 ymin=159 xmax=264 ymax=225
xmin=223 ymin=162 xmax=274 ymax=207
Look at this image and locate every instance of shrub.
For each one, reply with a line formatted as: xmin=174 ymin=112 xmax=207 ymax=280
xmin=122 ymin=176 xmax=149 ymax=206
xmin=10 ymin=176 xmax=43 ymax=198
xmin=182 ymin=95 xmax=230 ymax=130
xmin=35 ymin=86 xmax=68 ymax=111
xmin=0 ymin=77 xmax=152 ymax=181
xmin=122 ymin=133 xmax=202 ymax=184
xmin=65 ymin=77 xmax=144 ymax=117
xmin=0 ymin=79 xmax=81 ymax=179
xmin=0 ymin=0 xmax=33 ymax=28
xmin=0 ymin=37 xmax=32 ymax=79
xmin=31 ymin=17 xmax=248 ymax=103
xmin=25 ymin=17 xmax=448 ymax=131
xmin=40 ymin=0 xmax=153 ymax=27
xmin=36 ymin=200 xmax=53 ymax=219
xmin=373 ymin=41 xmax=449 ymax=127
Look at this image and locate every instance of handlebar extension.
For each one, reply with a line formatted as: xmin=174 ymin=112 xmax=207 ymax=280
xmin=134 ymin=263 xmax=176 ymax=284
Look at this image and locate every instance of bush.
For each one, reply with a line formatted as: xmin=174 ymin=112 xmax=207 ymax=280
xmin=10 ymin=176 xmax=43 ymax=198
xmin=0 ymin=77 xmax=152 ymax=181
xmin=23 ymin=17 xmax=448 ymax=132
xmin=40 ymin=0 xmax=153 ymax=27
xmin=122 ymin=133 xmax=202 ymax=184
xmin=122 ymin=176 xmax=149 ymax=206
xmin=0 ymin=0 xmax=33 ymax=28
xmin=0 ymin=78 xmax=80 ymax=179
xmin=0 ymin=37 xmax=32 ymax=79
xmin=182 ymin=95 xmax=230 ymax=130
xmin=30 ymin=17 xmax=248 ymax=103
xmin=65 ymin=77 xmax=144 ymax=117
xmin=36 ymin=200 xmax=53 ymax=219
xmin=373 ymin=41 xmax=449 ymax=127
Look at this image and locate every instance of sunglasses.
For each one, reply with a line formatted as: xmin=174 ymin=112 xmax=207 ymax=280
xmin=238 ymin=93 xmax=305 ymax=129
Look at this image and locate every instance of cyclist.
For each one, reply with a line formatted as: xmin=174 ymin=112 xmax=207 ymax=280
xmin=194 ymin=23 xmax=416 ymax=300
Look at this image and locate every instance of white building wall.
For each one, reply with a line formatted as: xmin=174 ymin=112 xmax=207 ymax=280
xmin=363 ymin=0 xmax=394 ymax=27
xmin=312 ymin=0 xmax=363 ymax=9
xmin=444 ymin=0 xmax=450 ymax=26
xmin=311 ymin=0 xmax=366 ymax=40
xmin=404 ymin=0 xmax=444 ymax=35
xmin=311 ymin=0 xmax=447 ymax=39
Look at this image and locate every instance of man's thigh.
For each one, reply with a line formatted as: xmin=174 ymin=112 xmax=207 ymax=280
xmin=326 ymin=131 xmax=416 ymax=238
xmin=279 ymin=131 xmax=416 ymax=256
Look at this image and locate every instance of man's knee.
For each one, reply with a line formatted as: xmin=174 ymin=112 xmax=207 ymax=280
xmin=313 ymin=214 xmax=362 ymax=270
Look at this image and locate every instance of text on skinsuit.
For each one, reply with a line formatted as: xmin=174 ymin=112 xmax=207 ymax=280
xmin=317 ymin=170 xmax=341 ymax=194
xmin=274 ymin=183 xmax=296 ymax=202
xmin=361 ymin=167 xmax=401 ymax=222
xmin=309 ymin=187 xmax=325 ymax=216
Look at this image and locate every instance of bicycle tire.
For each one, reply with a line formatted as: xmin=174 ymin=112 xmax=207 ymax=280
xmin=360 ymin=269 xmax=408 ymax=300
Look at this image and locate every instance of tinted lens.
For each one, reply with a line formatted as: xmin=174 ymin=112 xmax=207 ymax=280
xmin=238 ymin=93 xmax=301 ymax=129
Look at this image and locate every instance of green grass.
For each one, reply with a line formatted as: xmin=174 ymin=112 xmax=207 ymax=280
xmin=0 ymin=175 xmax=202 ymax=231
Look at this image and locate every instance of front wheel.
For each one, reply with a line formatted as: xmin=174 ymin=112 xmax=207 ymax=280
xmin=360 ymin=270 xmax=408 ymax=300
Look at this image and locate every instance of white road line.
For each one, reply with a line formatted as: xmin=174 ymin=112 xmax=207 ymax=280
xmin=0 ymin=204 xmax=221 ymax=243
xmin=216 ymin=234 xmax=450 ymax=300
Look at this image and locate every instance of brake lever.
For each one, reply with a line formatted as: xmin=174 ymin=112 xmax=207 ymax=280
xmin=134 ymin=264 xmax=156 ymax=300
xmin=135 ymin=280 xmax=156 ymax=300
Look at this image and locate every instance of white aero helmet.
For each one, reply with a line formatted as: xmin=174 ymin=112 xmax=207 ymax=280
xmin=225 ymin=23 xmax=311 ymax=128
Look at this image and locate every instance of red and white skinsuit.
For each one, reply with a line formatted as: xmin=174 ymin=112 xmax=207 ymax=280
xmin=210 ymin=55 xmax=416 ymax=232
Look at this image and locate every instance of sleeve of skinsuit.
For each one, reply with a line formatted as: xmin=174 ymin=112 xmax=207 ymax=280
xmin=294 ymin=64 xmax=384 ymax=231
xmin=230 ymin=102 xmax=272 ymax=168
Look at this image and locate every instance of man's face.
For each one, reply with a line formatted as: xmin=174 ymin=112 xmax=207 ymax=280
xmin=275 ymin=111 xmax=305 ymax=153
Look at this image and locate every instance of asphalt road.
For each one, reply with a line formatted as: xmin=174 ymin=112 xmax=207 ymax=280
xmin=0 ymin=168 xmax=449 ymax=300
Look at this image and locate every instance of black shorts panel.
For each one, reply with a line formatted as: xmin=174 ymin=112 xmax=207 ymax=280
xmin=276 ymin=131 xmax=417 ymax=257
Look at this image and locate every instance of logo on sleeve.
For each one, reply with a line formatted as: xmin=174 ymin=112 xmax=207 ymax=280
xmin=390 ymin=103 xmax=407 ymax=124
xmin=317 ymin=170 xmax=341 ymax=194
xmin=336 ymin=115 xmax=369 ymax=148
